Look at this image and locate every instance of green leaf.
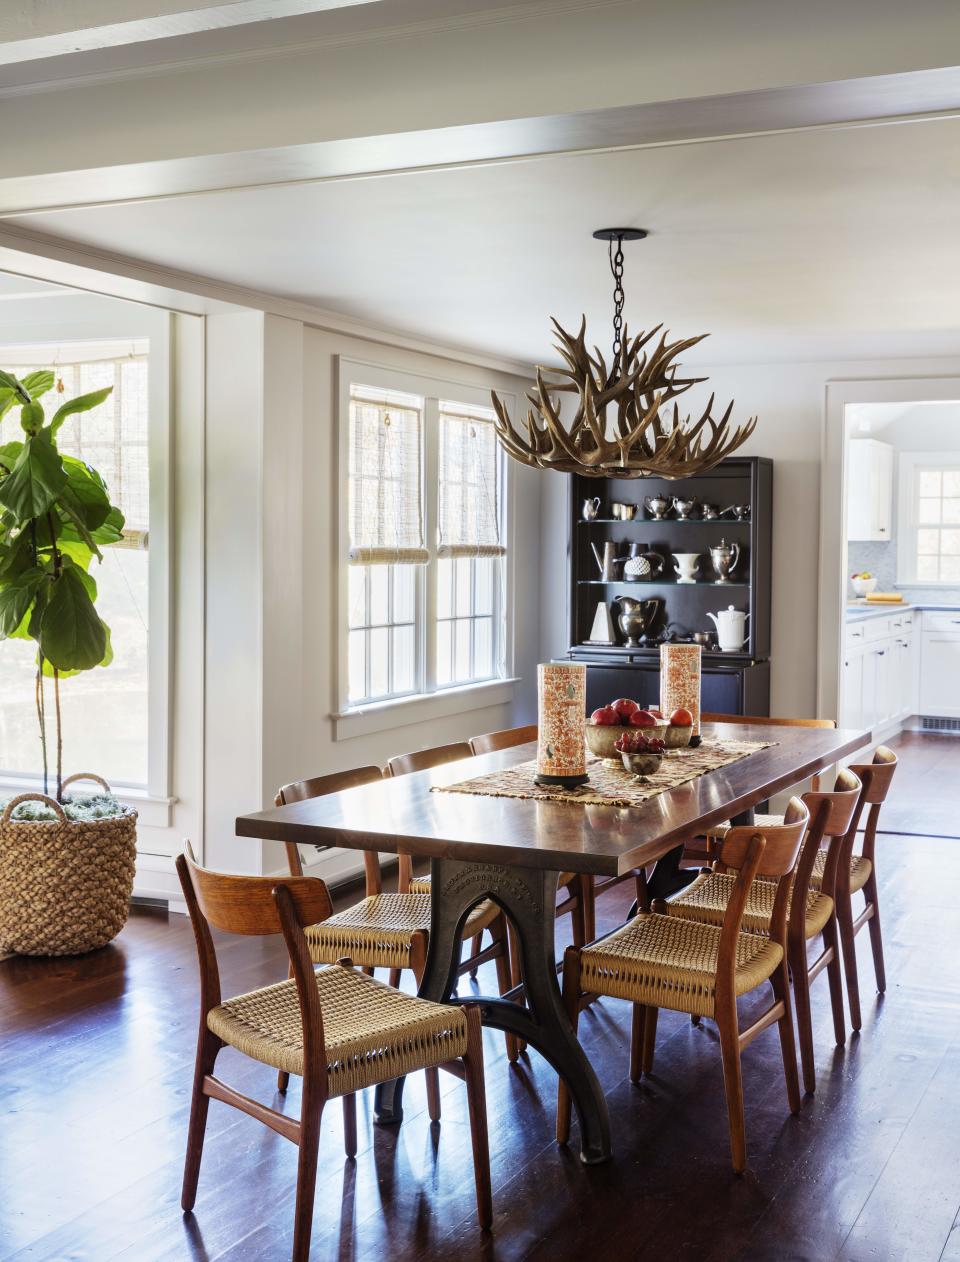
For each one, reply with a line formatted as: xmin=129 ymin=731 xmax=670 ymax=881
xmin=0 ymin=530 xmax=34 ymax=582
xmin=90 ymin=506 xmax=125 ymax=546
xmin=0 ymin=435 xmax=67 ymax=521
xmin=50 ymin=386 xmax=113 ymax=436
xmin=0 ymin=389 xmax=16 ymax=423
xmin=38 ymin=567 xmax=107 ymax=671
xmin=20 ymin=401 xmax=44 ymax=435
xmin=0 ymin=568 xmax=45 ymax=638
xmin=21 ymin=371 xmax=55 ymax=401
xmin=0 ymin=439 xmax=24 ymax=469
xmin=59 ymin=457 xmax=113 ymax=532
xmin=0 ymin=370 xmax=30 ymax=405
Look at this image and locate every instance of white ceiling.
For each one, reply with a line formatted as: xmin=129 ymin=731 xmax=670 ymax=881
xmin=10 ymin=111 xmax=960 ymax=367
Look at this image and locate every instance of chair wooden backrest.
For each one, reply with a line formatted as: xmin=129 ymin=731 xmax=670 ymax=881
xmin=176 ymin=844 xmax=333 ymax=1077
xmin=716 ymin=797 xmax=809 ymax=953
xmin=276 ymin=766 xmax=384 ymax=893
xmin=385 ymin=743 xmax=473 ymax=888
xmin=469 ymin=725 xmax=538 ymax=756
xmin=789 ymin=767 xmax=862 ymax=942
xmin=842 ymin=745 xmax=898 ymax=876
xmin=701 ymin=714 xmax=837 ymax=790
xmin=385 ymin=742 xmax=472 ymax=778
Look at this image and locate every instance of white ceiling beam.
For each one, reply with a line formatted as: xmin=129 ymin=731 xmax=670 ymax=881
xmin=0 ymin=1 xmax=383 ymax=64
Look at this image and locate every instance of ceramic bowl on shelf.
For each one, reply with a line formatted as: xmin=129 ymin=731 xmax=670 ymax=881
xmin=851 ymin=575 xmax=878 ymax=596
xmin=620 ymin=751 xmax=664 ymax=776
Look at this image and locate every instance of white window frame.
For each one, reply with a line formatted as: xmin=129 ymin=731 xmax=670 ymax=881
xmin=334 ymin=357 xmax=517 ymax=740
xmin=0 ymin=326 xmax=174 ymax=825
xmin=897 ymin=451 xmax=960 ymax=588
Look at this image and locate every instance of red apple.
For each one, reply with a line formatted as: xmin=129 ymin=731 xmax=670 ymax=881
xmin=611 ymin=698 xmax=639 ymax=720
xmin=630 ymin=709 xmax=658 ymax=728
xmin=669 ymin=707 xmax=693 ymax=727
xmin=591 ymin=706 xmax=620 ymax=726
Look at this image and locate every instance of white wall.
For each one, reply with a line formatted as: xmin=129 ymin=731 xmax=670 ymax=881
xmin=539 ymin=355 xmax=960 ymax=722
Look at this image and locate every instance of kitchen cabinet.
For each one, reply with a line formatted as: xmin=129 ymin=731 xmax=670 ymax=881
xmin=846 ymin=439 xmax=893 ymax=542
xmin=919 ymin=612 xmax=960 ymax=718
xmin=841 ymin=610 xmax=917 ymax=735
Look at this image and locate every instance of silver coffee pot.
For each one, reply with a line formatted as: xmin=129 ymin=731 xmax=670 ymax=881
xmin=709 ymin=539 xmax=740 ymax=584
xmin=614 ymin=595 xmax=663 ymax=648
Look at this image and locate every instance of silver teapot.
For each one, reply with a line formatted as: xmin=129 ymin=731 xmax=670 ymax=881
xmin=615 ymin=595 xmax=663 ymax=647
xmin=709 ymin=539 xmax=740 ymax=584
xmin=644 ymin=493 xmax=671 ymax=520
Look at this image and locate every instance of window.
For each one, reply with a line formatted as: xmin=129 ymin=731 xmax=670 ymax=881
xmin=898 ymin=454 xmax=960 ymax=586
xmin=0 ymin=345 xmax=153 ymax=788
xmin=341 ymin=364 xmax=510 ymax=713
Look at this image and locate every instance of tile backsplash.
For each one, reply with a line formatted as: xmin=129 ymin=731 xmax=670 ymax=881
xmin=847 ymin=540 xmax=960 ymax=603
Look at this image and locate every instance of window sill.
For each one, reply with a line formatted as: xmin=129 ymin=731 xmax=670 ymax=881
xmin=896 ymin=582 xmax=960 ymax=590
xmin=333 ymin=677 xmax=519 ymax=741
xmin=0 ymin=776 xmax=175 ymax=829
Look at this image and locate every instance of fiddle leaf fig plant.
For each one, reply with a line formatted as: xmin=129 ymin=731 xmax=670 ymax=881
xmin=0 ymin=369 xmax=124 ymax=799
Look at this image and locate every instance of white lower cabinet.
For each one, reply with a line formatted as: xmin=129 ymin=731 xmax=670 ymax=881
xmin=919 ymin=628 xmax=960 ymax=718
xmin=841 ymin=613 xmax=918 ymax=734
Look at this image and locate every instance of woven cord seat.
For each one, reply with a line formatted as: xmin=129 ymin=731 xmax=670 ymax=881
xmin=669 ymin=870 xmax=835 ymax=940
xmin=306 ymin=893 xmax=499 ymax=970
xmin=207 ymin=963 xmax=468 ymax=1093
xmin=706 ymin=812 xmax=781 ymax=842
xmin=578 ymin=912 xmax=783 ymax=1019
xmin=811 ymin=847 xmax=872 ymax=893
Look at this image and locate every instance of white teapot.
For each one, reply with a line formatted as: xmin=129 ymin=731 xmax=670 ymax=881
xmin=707 ymin=605 xmax=749 ymax=652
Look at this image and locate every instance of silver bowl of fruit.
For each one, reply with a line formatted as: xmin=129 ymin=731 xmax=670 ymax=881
xmin=615 ymin=729 xmax=666 ymax=777
xmin=586 ymin=700 xmax=665 ymax=767
xmin=661 ymin=708 xmax=694 ymax=748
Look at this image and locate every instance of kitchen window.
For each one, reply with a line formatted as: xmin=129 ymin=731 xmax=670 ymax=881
xmin=897 ymin=454 xmax=960 ymax=585
xmin=337 ymin=361 xmax=513 ymax=733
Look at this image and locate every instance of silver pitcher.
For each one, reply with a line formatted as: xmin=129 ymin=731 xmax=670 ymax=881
xmin=615 ymin=596 xmax=663 ymax=648
xmin=582 ymin=496 xmax=601 ymax=520
xmin=672 ymin=494 xmax=699 ymax=520
xmin=709 ymin=539 xmax=740 ymax=584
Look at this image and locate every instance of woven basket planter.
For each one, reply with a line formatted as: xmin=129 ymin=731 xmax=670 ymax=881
xmin=0 ymin=773 xmax=138 ymax=957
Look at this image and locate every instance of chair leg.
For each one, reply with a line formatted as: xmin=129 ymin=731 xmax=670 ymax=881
xmin=278 ymin=1069 xmax=290 ymax=1093
xmin=410 ymin=930 xmax=442 ymax=1121
xmin=790 ymin=938 xmax=816 ymax=1095
xmin=630 ymin=1004 xmax=646 ymax=1083
xmin=491 ymin=915 xmax=520 ymax=1062
xmin=342 ymin=1093 xmax=357 ymax=1158
xmin=864 ymin=873 xmax=887 ymax=994
xmin=716 ymin=998 xmax=747 ymax=1174
xmin=641 ymin=1005 xmax=659 ymax=1075
xmin=181 ymin=1030 xmax=221 ymax=1212
xmin=556 ymin=947 xmax=582 ymax=1144
xmin=462 ymin=1006 xmax=492 ymax=1231
xmin=469 ymin=933 xmax=483 ymax=980
xmin=821 ymin=916 xmax=847 ymax=1048
xmin=387 ymin=968 xmax=402 ymax=988
xmin=292 ymin=1088 xmax=324 ymax=1262
xmin=771 ymin=964 xmax=801 ymax=1115
xmin=507 ymin=922 xmax=527 ymax=1058
xmin=835 ymin=885 xmax=863 ymax=1032
xmin=425 ymin=1067 xmax=441 ymax=1122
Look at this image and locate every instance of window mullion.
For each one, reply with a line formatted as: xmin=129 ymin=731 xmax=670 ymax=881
xmin=423 ymin=397 xmax=439 ymax=694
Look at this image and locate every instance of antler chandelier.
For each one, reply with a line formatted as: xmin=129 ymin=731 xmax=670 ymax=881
xmin=491 ymin=228 xmax=757 ymax=479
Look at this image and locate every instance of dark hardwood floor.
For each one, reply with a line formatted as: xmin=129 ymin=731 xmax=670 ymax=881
xmin=3 ymin=731 xmax=959 ymax=1262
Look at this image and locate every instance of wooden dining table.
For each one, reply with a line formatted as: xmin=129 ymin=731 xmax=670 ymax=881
xmin=236 ymin=721 xmax=871 ymax=1164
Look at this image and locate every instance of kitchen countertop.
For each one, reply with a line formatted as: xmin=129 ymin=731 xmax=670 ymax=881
xmin=846 ymin=601 xmax=960 ymax=623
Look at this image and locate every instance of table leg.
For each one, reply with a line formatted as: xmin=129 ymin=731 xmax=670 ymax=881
xmin=372 ymin=857 xmax=611 ymax=1164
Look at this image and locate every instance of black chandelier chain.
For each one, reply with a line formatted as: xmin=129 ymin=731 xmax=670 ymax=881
xmin=607 ymin=234 xmax=626 ymax=364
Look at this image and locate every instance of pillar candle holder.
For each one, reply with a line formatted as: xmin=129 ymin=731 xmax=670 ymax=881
xmin=660 ymin=644 xmax=703 ymax=739
xmin=535 ymin=662 xmax=589 ymax=787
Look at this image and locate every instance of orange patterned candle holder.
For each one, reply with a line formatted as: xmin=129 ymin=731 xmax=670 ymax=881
xmin=660 ymin=643 xmax=702 ymax=738
xmin=536 ymin=662 xmax=589 ymax=787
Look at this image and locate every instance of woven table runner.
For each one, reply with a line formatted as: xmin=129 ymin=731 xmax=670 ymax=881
xmin=432 ymin=739 xmax=776 ymax=809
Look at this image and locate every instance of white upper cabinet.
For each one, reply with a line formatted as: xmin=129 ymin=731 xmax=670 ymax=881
xmin=846 ymin=439 xmax=894 ymax=541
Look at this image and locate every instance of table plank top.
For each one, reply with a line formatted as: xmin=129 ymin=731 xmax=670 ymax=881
xmin=236 ymin=723 xmax=872 ymax=877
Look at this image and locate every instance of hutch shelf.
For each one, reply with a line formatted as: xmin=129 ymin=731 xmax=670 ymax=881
xmin=562 ymin=456 xmax=773 ymax=716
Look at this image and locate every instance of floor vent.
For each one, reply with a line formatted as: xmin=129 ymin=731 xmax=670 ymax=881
xmin=919 ymin=716 xmax=960 ymax=733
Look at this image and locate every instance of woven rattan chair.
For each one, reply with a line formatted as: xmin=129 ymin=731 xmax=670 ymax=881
xmin=175 ymin=845 xmax=492 ymax=1261
xmin=812 ymin=746 xmax=897 ymax=1031
xmin=277 ymin=766 xmax=515 ymax=1085
xmin=556 ymin=806 xmax=809 ymax=1173
xmin=668 ymin=768 xmax=862 ymax=1094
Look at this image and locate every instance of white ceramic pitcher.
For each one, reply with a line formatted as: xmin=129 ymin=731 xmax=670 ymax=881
xmin=707 ymin=605 xmax=749 ymax=651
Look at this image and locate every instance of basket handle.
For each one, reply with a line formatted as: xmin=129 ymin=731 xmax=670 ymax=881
xmin=1 ymin=792 xmax=68 ymax=824
xmin=61 ymin=772 xmax=112 ymax=794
